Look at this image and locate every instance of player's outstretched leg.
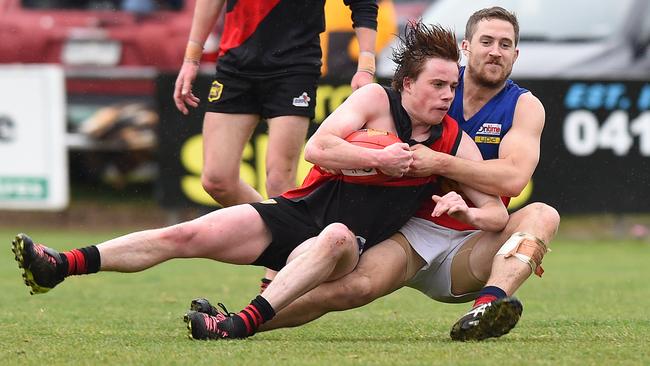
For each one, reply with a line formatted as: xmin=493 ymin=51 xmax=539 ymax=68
xmin=11 ymin=233 xmax=66 ymax=295
xmin=450 ymin=296 xmax=523 ymax=341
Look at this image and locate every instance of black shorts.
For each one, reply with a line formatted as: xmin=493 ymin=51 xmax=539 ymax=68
xmin=205 ymin=69 xmax=318 ymax=119
xmin=250 ymin=197 xmax=322 ymax=271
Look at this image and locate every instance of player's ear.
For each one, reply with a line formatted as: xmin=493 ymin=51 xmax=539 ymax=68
xmin=513 ymin=47 xmax=520 ymax=63
xmin=460 ymin=40 xmax=470 ymax=56
xmin=403 ymin=76 xmax=413 ymax=93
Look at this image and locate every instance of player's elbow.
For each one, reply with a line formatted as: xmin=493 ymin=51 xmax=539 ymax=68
xmin=305 ymin=141 xmax=318 ymax=164
xmin=502 ymin=177 xmax=529 ymax=198
xmin=303 ymin=139 xmax=322 ymax=164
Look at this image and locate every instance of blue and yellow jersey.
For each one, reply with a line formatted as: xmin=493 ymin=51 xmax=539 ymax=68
xmin=449 ymin=66 xmax=529 ymax=160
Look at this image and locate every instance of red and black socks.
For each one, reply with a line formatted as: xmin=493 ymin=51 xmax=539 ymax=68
xmin=60 ymin=246 xmax=101 ymax=276
xmin=218 ymin=295 xmax=276 ymax=338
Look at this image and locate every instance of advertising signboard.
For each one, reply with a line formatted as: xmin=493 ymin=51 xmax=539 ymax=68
xmin=0 ymin=65 xmax=68 ymax=210
xmin=157 ymin=75 xmax=650 ymax=214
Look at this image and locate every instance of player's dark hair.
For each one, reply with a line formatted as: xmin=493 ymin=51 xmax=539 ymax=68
xmin=465 ymin=6 xmax=520 ymax=45
xmin=391 ymin=21 xmax=459 ymax=92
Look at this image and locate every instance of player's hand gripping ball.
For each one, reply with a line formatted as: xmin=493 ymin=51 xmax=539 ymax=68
xmin=341 ymin=128 xmax=402 ymax=183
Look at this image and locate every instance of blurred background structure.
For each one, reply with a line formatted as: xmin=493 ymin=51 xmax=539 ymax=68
xmin=0 ymin=0 xmax=649 ymax=238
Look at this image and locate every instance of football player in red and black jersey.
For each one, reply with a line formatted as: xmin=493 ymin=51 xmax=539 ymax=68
xmin=12 ymin=22 xmax=508 ymax=341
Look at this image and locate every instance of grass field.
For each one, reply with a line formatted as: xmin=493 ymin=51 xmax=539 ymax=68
xmin=1 ymin=228 xmax=649 ymax=365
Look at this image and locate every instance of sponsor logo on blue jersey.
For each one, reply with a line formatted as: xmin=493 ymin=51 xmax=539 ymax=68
xmin=475 ymin=122 xmax=502 ymax=144
xmin=477 ymin=123 xmax=502 ymax=135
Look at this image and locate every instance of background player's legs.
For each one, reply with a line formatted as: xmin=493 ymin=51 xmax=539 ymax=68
xmin=201 ymin=112 xmax=262 ymax=207
xmin=261 ymin=115 xmax=310 ymax=284
xmin=259 ymin=233 xmax=424 ymax=331
xmin=265 ymin=115 xmax=310 ymax=197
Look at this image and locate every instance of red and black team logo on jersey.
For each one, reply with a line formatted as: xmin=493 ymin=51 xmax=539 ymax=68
xmin=208 ymin=81 xmax=224 ymax=102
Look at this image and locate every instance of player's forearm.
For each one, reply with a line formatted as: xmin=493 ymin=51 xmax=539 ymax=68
xmin=304 ymin=136 xmax=381 ymax=170
xmin=188 ymin=0 xmax=224 ymax=45
xmin=439 ymin=155 xmax=528 ymax=197
xmin=354 ymin=27 xmax=377 ymax=76
xmin=466 ymin=203 xmax=509 ymax=232
xmin=354 ymin=26 xmax=377 ymax=53
xmin=349 ymin=0 xmax=378 ymax=71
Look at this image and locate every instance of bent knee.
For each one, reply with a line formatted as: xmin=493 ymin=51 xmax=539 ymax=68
xmin=541 ymin=203 xmax=561 ymax=229
xmin=313 ymin=223 xmax=356 ymax=256
xmin=265 ymin=167 xmax=297 ymax=197
xmin=201 ymin=171 xmax=238 ymax=198
xmin=159 ymin=223 xmax=191 ymax=242
xmin=156 ymin=222 xmax=199 ymax=256
xmin=528 ymin=202 xmax=561 ymax=234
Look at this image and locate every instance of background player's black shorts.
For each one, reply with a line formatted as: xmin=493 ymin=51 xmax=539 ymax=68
xmin=205 ymin=69 xmax=319 ymax=119
xmin=250 ymin=196 xmax=322 ymax=271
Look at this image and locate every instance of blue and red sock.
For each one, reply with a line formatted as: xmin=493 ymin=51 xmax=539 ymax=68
xmin=473 ymin=286 xmax=507 ymax=308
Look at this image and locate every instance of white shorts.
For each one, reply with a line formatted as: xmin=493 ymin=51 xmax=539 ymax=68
xmin=400 ymin=217 xmax=481 ymax=303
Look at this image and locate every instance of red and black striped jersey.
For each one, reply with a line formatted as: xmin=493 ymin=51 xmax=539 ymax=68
xmin=216 ymin=0 xmax=378 ymax=76
xmin=282 ymin=87 xmax=462 ymax=248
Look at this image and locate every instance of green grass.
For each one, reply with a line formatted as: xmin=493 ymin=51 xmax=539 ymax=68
xmin=1 ymin=229 xmax=649 ymax=365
